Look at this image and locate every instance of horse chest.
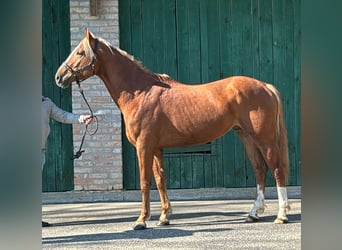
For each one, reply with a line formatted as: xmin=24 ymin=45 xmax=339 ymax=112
xmin=123 ymin=106 xmax=160 ymax=145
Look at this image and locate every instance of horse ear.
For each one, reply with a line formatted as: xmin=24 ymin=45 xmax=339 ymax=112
xmin=85 ymin=28 xmax=94 ymax=41
xmin=85 ymin=28 xmax=90 ymax=39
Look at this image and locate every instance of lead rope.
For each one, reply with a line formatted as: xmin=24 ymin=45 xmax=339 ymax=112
xmin=72 ymin=80 xmax=98 ymax=160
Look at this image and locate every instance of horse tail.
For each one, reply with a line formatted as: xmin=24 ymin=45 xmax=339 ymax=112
xmin=265 ymin=84 xmax=289 ymax=183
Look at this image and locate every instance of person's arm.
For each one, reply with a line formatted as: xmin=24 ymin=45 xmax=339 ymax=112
xmin=47 ymin=97 xmax=84 ymax=124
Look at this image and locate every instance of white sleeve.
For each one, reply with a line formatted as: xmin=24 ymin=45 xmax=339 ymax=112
xmin=48 ymin=98 xmax=81 ymax=124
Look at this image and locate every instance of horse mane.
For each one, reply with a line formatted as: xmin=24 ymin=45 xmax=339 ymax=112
xmin=98 ymin=37 xmax=151 ymax=73
xmin=97 ymin=37 xmax=171 ymax=88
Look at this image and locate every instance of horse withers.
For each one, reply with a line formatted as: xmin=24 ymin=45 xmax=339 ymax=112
xmin=55 ymin=28 xmax=291 ymax=230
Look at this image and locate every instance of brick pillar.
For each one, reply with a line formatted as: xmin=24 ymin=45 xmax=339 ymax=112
xmin=70 ymin=0 xmax=123 ymax=190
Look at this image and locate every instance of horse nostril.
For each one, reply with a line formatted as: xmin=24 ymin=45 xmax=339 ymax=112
xmin=55 ymin=75 xmax=60 ymax=82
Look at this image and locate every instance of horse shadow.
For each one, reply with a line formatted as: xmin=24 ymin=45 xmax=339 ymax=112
xmin=43 ymin=211 xmax=237 ymax=244
xmin=43 ymin=211 xmax=301 ymax=245
xmin=43 ymin=226 xmax=232 ymax=245
xmin=42 ymin=227 xmax=231 ymax=244
xmin=49 ymin=210 xmax=245 ymax=228
xmin=49 ymin=210 xmax=301 ymax=228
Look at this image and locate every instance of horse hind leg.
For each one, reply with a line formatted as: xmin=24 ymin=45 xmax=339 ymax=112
xmin=152 ymin=149 xmax=172 ymax=226
xmin=264 ymin=82 xmax=291 ymax=223
xmin=236 ymin=130 xmax=267 ymax=222
xmin=240 ymin=128 xmax=291 ymax=223
xmin=258 ymin=143 xmax=291 ymax=224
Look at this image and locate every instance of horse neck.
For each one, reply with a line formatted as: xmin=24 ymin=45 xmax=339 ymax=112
xmin=95 ymin=47 xmax=156 ymax=109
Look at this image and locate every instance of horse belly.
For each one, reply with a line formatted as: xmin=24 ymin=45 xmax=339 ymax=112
xmin=159 ymin=110 xmax=234 ymax=148
xmin=158 ymin=82 xmax=236 ymax=148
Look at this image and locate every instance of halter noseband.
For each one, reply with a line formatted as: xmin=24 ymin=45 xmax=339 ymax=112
xmin=63 ymin=38 xmax=99 ymax=83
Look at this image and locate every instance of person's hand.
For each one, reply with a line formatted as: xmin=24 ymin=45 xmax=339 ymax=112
xmin=81 ymin=115 xmax=93 ymax=125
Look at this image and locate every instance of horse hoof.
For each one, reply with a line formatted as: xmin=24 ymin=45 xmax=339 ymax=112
xmin=274 ymin=217 xmax=288 ymax=224
xmin=245 ymin=215 xmax=259 ymax=223
xmin=133 ymin=222 xmax=147 ymax=230
xmin=157 ymin=220 xmax=170 ymax=226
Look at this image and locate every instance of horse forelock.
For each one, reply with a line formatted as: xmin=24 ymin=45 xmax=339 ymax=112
xmin=84 ymin=39 xmax=95 ymax=58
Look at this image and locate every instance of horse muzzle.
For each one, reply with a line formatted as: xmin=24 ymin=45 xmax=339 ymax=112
xmin=55 ymin=68 xmax=71 ymax=88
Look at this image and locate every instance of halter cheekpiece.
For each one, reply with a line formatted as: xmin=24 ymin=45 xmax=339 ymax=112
xmin=63 ymin=38 xmax=99 ymax=83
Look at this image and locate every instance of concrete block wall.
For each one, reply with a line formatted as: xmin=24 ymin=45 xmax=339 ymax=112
xmin=70 ymin=0 xmax=123 ymax=190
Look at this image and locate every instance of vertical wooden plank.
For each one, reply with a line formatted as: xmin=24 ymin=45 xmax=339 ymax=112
xmin=187 ymin=0 xmax=201 ymax=84
xmin=250 ymin=0 xmax=260 ymax=80
xmin=175 ymin=0 xmax=187 ymax=81
xmin=199 ymin=0 xmax=209 ymax=83
xmin=192 ymin=155 xmax=204 ymax=188
xmin=218 ymin=0 xmax=233 ymax=78
xmin=209 ymin=140 xmax=221 ymax=187
xmin=141 ymin=0 xmax=156 ymax=70
xmin=180 ymin=155 xmax=193 ymax=189
xmin=284 ymin=0 xmax=300 ymax=187
xmin=206 ymin=0 xmax=221 ymax=81
xmin=176 ymin=0 xmax=201 ymax=83
xmin=282 ymin=0 xmax=296 ymax=187
xmin=269 ymin=0 xmax=294 ymax=186
xmin=231 ymin=0 xmax=255 ymax=187
xmin=58 ymin=0 xmax=73 ymax=192
xmin=200 ymin=0 xmax=222 ymax=81
xmin=222 ymin=133 xmax=236 ymax=187
xmin=258 ymin=0 xmax=274 ymax=83
xmin=162 ymin=0 xmax=177 ymax=78
xmin=122 ymin=120 xmax=139 ymax=190
xmin=217 ymin=0 xmax=234 ymax=188
xmin=130 ymin=0 xmax=144 ymax=61
xmin=245 ymin=0 xmax=258 ymax=188
xmin=293 ymin=0 xmax=301 ymax=186
xmin=230 ymin=0 xmax=253 ymax=76
xmin=42 ymin=0 xmax=53 ymax=191
xmin=119 ymin=0 xmax=132 ymax=52
xmin=151 ymin=0 xmax=165 ymax=73
xmin=120 ymin=0 xmax=137 ymax=190
xmin=234 ymin=135 xmax=247 ymax=187
xmin=204 ymin=154 xmax=214 ymax=188
xmin=198 ymin=1 xmax=221 ymax=188
xmin=167 ymin=156 xmax=181 ymax=189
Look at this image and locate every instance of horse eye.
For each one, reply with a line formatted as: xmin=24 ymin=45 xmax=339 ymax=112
xmin=76 ymin=51 xmax=85 ymax=56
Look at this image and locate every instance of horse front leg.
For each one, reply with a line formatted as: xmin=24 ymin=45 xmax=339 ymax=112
xmin=152 ymin=149 xmax=172 ymax=226
xmin=134 ymin=146 xmax=153 ymax=230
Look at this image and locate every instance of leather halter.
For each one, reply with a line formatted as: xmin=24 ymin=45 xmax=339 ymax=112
xmin=62 ymin=38 xmax=99 ymax=83
xmin=62 ymin=38 xmax=99 ymax=160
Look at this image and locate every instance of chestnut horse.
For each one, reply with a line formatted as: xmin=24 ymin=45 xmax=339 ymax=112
xmin=55 ymin=29 xmax=291 ymax=230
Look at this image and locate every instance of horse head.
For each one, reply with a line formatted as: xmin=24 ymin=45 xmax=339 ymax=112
xmin=55 ymin=28 xmax=98 ymax=88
